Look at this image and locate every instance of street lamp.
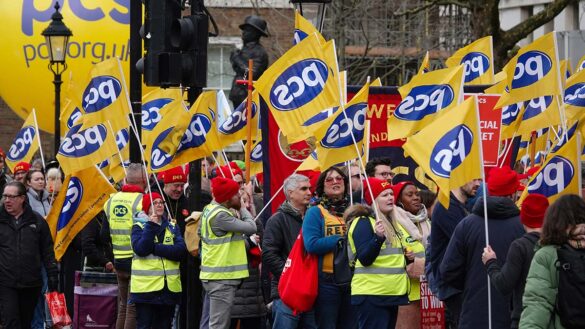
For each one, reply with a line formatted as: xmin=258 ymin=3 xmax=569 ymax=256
xmin=290 ymin=0 xmax=332 ymax=32
xmin=42 ymin=1 xmax=72 ymax=157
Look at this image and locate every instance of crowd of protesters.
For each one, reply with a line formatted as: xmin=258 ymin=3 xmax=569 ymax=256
xmin=1 ymin=144 xmax=585 ymax=329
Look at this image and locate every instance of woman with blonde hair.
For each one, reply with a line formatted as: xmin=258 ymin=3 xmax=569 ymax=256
xmin=345 ymin=178 xmax=410 ymax=328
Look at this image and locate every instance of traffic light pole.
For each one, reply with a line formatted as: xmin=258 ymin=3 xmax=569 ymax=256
xmin=129 ymin=0 xmax=142 ymax=163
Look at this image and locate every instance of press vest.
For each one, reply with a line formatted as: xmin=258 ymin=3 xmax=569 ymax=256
xmin=105 ymin=192 xmax=142 ymax=259
xmin=318 ymin=205 xmax=347 ymax=273
xmin=395 ymin=220 xmax=427 ymax=301
xmin=130 ymin=222 xmax=182 ymax=293
xmin=348 ymin=216 xmax=408 ymax=297
xmin=199 ymin=203 xmax=249 ymax=280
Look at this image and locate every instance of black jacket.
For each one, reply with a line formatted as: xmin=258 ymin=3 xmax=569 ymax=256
xmin=262 ymin=201 xmax=304 ymax=300
xmin=82 ymin=212 xmax=114 ymax=269
xmin=229 ymin=41 xmax=269 ymax=106
xmin=0 ymin=204 xmax=58 ymax=289
xmin=440 ymin=196 xmax=525 ymax=329
xmin=485 ymin=231 xmax=540 ymax=329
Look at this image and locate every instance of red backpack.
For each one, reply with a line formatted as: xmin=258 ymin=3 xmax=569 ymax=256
xmin=278 ymin=231 xmax=318 ymax=314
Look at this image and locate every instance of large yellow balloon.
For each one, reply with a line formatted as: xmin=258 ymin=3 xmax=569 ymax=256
xmin=0 ymin=0 xmax=144 ymax=133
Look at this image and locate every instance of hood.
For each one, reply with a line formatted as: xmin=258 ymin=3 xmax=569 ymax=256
xmin=278 ymin=201 xmax=303 ymax=221
xmin=472 ymin=196 xmax=520 ymax=220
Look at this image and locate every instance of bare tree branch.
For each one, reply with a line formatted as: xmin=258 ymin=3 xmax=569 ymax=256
xmin=393 ymin=0 xmax=470 ymax=17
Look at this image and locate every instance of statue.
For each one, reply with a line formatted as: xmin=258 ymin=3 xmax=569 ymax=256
xmin=229 ymin=15 xmax=269 ymax=107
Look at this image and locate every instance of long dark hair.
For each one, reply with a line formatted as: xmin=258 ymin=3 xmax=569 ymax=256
xmin=540 ymin=194 xmax=585 ymax=246
xmin=315 ymin=167 xmax=349 ymax=198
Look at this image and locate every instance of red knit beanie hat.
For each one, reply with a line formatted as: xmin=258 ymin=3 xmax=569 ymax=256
xmin=211 ymin=177 xmax=241 ymax=203
xmin=487 ymin=167 xmax=519 ymax=196
xmin=161 ymin=166 xmax=186 ymax=184
xmin=520 ymin=194 xmax=549 ymax=228
xmin=391 ymin=181 xmax=415 ymax=201
xmin=142 ymin=192 xmax=162 ymax=214
xmin=14 ymin=161 xmax=30 ymax=174
xmin=363 ymin=177 xmax=393 ymax=205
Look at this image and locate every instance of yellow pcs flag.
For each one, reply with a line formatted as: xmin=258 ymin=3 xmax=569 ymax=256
xmin=249 ymin=138 xmax=264 ymax=176
xmin=46 ymin=166 xmax=116 ymax=261
xmin=155 ymin=91 xmax=222 ymax=171
xmin=56 ymin=115 xmax=120 ymax=175
xmin=217 ymin=91 xmax=260 ymax=148
xmin=402 ymin=97 xmax=482 ymax=207
xmin=496 ymin=32 xmax=562 ymax=109
xmin=314 ymin=83 xmax=370 ymax=170
xmin=144 ymin=99 xmax=191 ymax=172
xmin=446 ymin=36 xmax=495 ymax=85
xmin=79 ymin=58 xmax=131 ymax=132
xmin=142 ymin=88 xmax=184 ymax=132
xmin=563 ymin=68 xmax=585 ymax=123
xmin=5 ymin=110 xmax=40 ymax=173
xmin=388 ymin=65 xmax=464 ymax=140
xmin=294 ymin=11 xmax=326 ymax=45
xmin=255 ymin=34 xmax=341 ymax=142
xmin=514 ymin=96 xmax=561 ymax=136
xmin=517 ymin=130 xmax=582 ymax=205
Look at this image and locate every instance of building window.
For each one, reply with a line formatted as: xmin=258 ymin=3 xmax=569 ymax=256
xmin=207 ymin=37 xmax=242 ymax=97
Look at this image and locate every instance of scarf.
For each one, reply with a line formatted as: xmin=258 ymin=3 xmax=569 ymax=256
xmin=392 ymin=206 xmax=431 ymax=248
xmin=312 ymin=195 xmax=350 ymax=217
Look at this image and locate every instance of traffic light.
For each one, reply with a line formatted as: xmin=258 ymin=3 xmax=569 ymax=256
xmin=139 ymin=0 xmax=182 ymax=87
xmin=171 ymin=12 xmax=209 ymax=88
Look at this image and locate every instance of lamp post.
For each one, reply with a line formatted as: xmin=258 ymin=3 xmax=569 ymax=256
xmin=290 ymin=0 xmax=332 ymax=32
xmin=42 ymin=2 xmax=72 ymax=158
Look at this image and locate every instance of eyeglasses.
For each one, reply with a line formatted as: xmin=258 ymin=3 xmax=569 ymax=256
xmin=2 ymin=194 xmax=23 ymax=200
xmin=153 ymin=201 xmax=165 ymax=206
xmin=325 ymin=176 xmax=343 ymax=183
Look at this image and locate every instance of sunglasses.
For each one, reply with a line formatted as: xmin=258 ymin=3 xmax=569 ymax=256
xmin=325 ymin=176 xmax=343 ymax=183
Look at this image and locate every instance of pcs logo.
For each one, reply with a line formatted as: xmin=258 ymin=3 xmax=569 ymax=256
xmin=219 ymin=102 xmax=257 ymax=135
xmin=512 ymin=51 xmax=552 ymax=89
xmin=59 ymin=124 xmax=108 ymax=158
xmin=57 ymin=177 xmax=83 ymax=231
xmin=527 ymin=156 xmax=574 ymax=197
xmin=430 ymin=125 xmax=474 ymax=178
xmin=7 ymin=126 xmax=36 ymax=161
xmin=270 ymin=59 xmax=328 ymax=111
xmin=116 ymin=129 xmax=130 ymax=150
xmin=321 ymin=103 xmax=367 ymax=148
xmin=293 ymin=29 xmax=308 ymax=45
xmin=522 ymin=96 xmax=552 ymax=120
xmin=177 ymin=114 xmax=212 ymax=151
xmin=500 ymin=102 xmax=523 ymax=126
xmin=113 ymin=205 xmax=129 ymax=217
xmin=461 ymin=52 xmax=490 ymax=83
xmin=251 ymin=143 xmax=263 ymax=162
xmin=66 ymin=108 xmax=83 ymax=129
xmin=564 ymin=83 xmax=585 ymax=107
xmin=303 ymin=107 xmax=339 ymax=127
xmin=82 ymin=76 xmax=122 ymax=113
xmin=150 ymin=127 xmax=175 ymax=170
xmin=394 ymin=85 xmax=454 ymax=121
xmin=142 ymin=98 xmax=173 ymax=131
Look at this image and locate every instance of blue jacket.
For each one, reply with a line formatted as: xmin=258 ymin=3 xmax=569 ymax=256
xmin=440 ymin=196 xmax=524 ymax=329
xmin=302 ymin=206 xmax=342 ymax=276
xmin=130 ymin=214 xmax=186 ymax=305
xmin=427 ymin=192 xmax=469 ymax=299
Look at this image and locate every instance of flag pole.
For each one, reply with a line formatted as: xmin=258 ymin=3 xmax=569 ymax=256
xmin=244 ymin=59 xmax=254 ymax=183
xmin=31 ymin=108 xmax=46 ymax=169
xmin=474 ymin=95 xmax=492 ymax=329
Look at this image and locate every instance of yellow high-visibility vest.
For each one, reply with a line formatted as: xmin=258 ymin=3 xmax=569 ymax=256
xmin=199 ymin=203 xmax=249 ymax=280
xmin=130 ymin=222 xmax=182 ymax=293
xmin=105 ymin=192 xmax=142 ymax=259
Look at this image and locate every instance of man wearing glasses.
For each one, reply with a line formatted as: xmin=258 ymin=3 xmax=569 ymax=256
xmin=0 ymin=182 xmax=59 ymax=328
xmin=365 ymin=158 xmax=395 ymax=182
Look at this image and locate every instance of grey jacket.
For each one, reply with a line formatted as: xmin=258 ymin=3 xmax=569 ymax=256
xmin=27 ymin=189 xmax=50 ymax=217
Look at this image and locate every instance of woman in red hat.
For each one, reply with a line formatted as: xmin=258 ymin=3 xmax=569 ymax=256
xmin=391 ymin=181 xmax=430 ymax=329
xmin=130 ymin=192 xmax=186 ymax=329
xmin=344 ymin=178 xmax=410 ymax=329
